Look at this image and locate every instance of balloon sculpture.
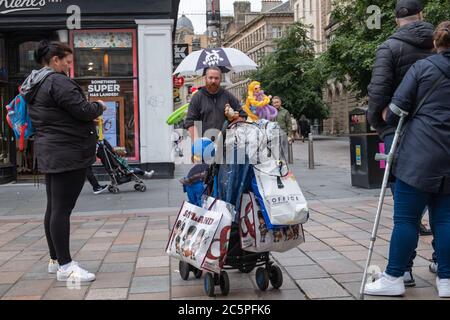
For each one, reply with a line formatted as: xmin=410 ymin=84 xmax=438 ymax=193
xmin=166 ymin=87 xmax=199 ymax=125
xmin=243 ymin=81 xmax=278 ymax=121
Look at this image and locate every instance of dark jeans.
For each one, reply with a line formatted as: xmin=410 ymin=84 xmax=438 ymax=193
xmin=44 ymin=168 xmax=86 ymax=266
xmin=386 ymin=179 xmax=450 ymax=279
xmin=384 ymin=134 xmax=437 ymax=270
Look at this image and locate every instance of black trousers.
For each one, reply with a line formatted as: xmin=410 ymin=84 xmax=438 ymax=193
xmin=44 ymin=168 xmax=86 ymax=265
xmin=86 ymin=166 xmax=100 ymax=189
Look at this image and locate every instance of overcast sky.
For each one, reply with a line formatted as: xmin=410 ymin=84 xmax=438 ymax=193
xmin=178 ymin=0 xmax=263 ymax=34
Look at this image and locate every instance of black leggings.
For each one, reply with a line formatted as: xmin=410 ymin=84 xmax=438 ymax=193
xmin=44 ymin=168 xmax=86 ymax=266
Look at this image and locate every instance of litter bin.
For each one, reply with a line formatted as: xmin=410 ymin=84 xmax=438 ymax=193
xmin=349 ymin=107 xmax=384 ymax=189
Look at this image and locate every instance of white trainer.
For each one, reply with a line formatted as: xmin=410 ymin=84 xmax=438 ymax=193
xmin=56 ymin=261 xmax=96 ymax=282
xmin=436 ymin=277 xmax=450 ymax=298
xmin=143 ymin=170 xmax=154 ymax=179
xmin=48 ymin=259 xmax=59 ymax=274
xmin=364 ymin=272 xmax=405 ymax=296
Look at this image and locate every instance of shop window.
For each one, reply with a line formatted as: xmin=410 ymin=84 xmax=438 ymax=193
xmin=0 ymin=85 xmax=11 ymax=165
xmin=19 ymin=41 xmax=41 ymax=74
xmin=74 ymin=32 xmax=133 ymax=78
xmin=72 ymin=30 xmax=138 ymax=161
xmin=0 ymin=37 xmax=6 ymax=81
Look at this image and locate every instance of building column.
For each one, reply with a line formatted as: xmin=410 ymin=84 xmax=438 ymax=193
xmin=135 ymin=19 xmax=174 ymax=178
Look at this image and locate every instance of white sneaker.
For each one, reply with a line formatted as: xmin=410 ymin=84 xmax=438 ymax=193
xmin=48 ymin=259 xmax=59 ymax=274
xmin=364 ymin=272 xmax=405 ymax=296
xmin=56 ymin=261 xmax=96 ymax=282
xmin=143 ymin=170 xmax=154 ymax=179
xmin=436 ymin=277 xmax=450 ymax=298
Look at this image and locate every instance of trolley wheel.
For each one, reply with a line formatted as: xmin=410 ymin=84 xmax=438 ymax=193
xmin=179 ymin=261 xmax=190 ymax=281
xmin=269 ymin=265 xmax=283 ymax=289
xmin=108 ymin=186 xmax=120 ymax=194
xmin=238 ymin=264 xmax=255 ymax=273
xmin=139 ymin=184 xmax=146 ymax=192
xmin=204 ymin=273 xmax=215 ymax=297
xmin=193 ymin=268 xmax=203 ymax=279
xmin=134 ymin=184 xmax=140 ymax=191
xmin=255 ymin=267 xmax=270 ymax=291
xmin=219 ymin=271 xmax=230 ymax=296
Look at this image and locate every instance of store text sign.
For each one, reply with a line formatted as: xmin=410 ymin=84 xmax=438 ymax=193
xmin=88 ymin=80 xmax=120 ymax=97
xmin=0 ymin=0 xmax=63 ymax=15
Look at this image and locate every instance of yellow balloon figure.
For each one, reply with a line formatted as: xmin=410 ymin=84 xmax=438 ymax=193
xmin=243 ymin=81 xmax=277 ymax=121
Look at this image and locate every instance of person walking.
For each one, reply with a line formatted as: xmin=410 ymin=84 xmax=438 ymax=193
xmin=273 ymin=96 xmax=292 ymax=160
xmin=21 ymin=40 xmax=105 ymax=282
xmin=298 ymin=115 xmax=310 ymax=143
xmin=364 ymin=22 xmax=450 ymax=298
xmin=367 ymin=0 xmax=435 ymax=286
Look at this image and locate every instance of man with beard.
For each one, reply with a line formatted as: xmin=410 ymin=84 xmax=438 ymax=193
xmin=185 ymin=67 xmax=246 ymax=143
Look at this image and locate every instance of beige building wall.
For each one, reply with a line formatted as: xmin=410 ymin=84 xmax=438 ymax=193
xmin=293 ymin=0 xmax=359 ymax=135
xmin=223 ymin=10 xmax=294 ymax=99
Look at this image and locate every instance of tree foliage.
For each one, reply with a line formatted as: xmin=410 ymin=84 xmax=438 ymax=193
xmin=249 ymin=22 xmax=329 ymax=120
xmin=321 ymin=0 xmax=450 ymax=97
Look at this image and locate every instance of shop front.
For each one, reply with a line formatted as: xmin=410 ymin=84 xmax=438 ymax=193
xmin=0 ymin=0 xmax=179 ymax=183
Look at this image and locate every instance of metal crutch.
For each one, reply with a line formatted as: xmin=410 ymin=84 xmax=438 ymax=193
xmin=359 ymin=104 xmax=409 ymax=300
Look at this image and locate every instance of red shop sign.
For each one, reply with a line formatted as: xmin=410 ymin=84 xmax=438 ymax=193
xmin=173 ymin=75 xmax=185 ymax=88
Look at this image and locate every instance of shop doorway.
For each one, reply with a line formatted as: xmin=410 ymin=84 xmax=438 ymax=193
xmin=5 ymin=32 xmax=53 ymax=182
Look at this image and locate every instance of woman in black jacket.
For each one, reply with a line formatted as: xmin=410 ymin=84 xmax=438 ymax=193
xmin=365 ymin=22 xmax=450 ymax=298
xmin=21 ymin=40 xmax=104 ymax=282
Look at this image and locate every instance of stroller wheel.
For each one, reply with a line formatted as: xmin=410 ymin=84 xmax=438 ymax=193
xmin=255 ymin=267 xmax=270 ymax=291
xmin=204 ymin=273 xmax=215 ymax=297
xmin=134 ymin=184 xmax=146 ymax=192
xmin=269 ymin=265 xmax=283 ymax=289
xmin=193 ymin=268 xmax=203 ymax=279
xmin=179 ymin=261 xmax=190 ymax=281
xmin=108 ymin=186 xmax=120 ymax=194
xmin=219 ymin=271 xmax=230 ymax=296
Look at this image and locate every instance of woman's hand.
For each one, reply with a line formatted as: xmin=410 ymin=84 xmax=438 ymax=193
xmin=97 ymin=100 xmax=107 ymax=111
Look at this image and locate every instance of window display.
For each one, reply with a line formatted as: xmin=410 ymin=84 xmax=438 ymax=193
xmin=72 ymin=30 xmax=139 ymax=160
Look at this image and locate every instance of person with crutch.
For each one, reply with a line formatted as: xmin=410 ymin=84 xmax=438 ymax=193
xmin=363 ymin=22 xmax=450 ymax=298
xmin=367 ymin=0 xmax=435 ymax=287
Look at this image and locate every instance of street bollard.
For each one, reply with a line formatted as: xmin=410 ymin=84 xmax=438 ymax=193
xmin=308 ymin=133 xmax=314 ymax=169
xmin=288 ymin=139 xmax=294 ymax=164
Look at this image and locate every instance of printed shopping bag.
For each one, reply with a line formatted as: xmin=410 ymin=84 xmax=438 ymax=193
xmin=166 ymin=201 xmax=223 ymax=272
xmin=239 ymin=192 xmax=305 ymax=253
xmin=201 ymin=196 xmax=234 ymax=273
xmin=252 ymin=159 xmax=309 ymax=227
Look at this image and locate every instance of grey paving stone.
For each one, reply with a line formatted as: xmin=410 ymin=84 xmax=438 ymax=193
xmin=285 ymin=265 xmax=329 ymax=280
xmin=130 ymin=276 xmax=169 ymax=294
xmin=99 ymin=262 xmax=135 ymax=273
xmin=317 ymin=259 xmax=363 ymax=274
xmin=85 ymin=288 xmax=128 ymax=300
xmin=296 ymin=278 xmax=351 ymax=299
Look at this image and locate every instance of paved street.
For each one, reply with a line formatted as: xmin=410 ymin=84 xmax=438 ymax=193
xmin=0 ymin=138 xmax=439 ymax=300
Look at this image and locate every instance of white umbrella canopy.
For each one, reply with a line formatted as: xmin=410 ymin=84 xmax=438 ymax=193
xmin=173 ymin=47 xmax=258 ymax=76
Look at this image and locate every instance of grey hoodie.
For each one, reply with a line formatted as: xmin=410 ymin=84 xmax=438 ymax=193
xmin=20 ymin=66 xmax=55 ymax=102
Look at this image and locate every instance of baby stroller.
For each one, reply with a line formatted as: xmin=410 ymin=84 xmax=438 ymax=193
xmin=178 ymin=121 xmax=292 ymax=297
xmin=96 ymin=139 xmax=147 ymax=194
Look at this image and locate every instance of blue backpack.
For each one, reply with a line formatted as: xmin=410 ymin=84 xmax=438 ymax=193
xmin=5 ymin=94 xmax=35 ymax=151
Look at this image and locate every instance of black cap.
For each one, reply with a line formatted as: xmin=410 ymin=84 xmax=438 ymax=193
xmin=395 ymin=0 xmax=423 ymax=18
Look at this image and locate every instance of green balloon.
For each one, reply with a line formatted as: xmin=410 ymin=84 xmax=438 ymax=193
xmin=166 ymin=103 xmax=189 ymax=125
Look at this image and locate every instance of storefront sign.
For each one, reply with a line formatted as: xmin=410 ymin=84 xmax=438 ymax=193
xmin=0 ymin=0 xmax=59 ymax=15
xmin=172 ymin=75 xmax=184 ymax=88
xmin=173 ymin=44 xmax=188 ymax=67
xmin=0 ymin=0 xmax=171 ymax=16
xmin=88 ymin=80 xmax=120 ymax=97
